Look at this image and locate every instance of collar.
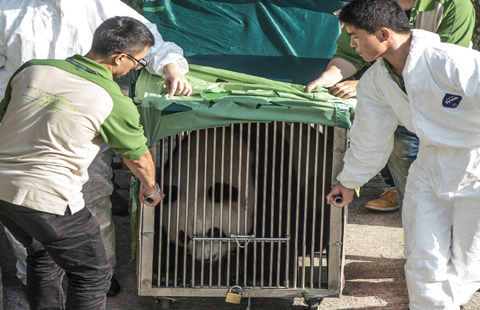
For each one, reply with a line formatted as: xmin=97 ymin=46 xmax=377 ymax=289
xmin=383 ymin=59 xmax=406 ymax=94
xmin=66 ymin=54 xmax=113 ymax=80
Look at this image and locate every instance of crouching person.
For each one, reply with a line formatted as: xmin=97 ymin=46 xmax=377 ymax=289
xmin=326 ymin=0 xmax=480 ymax=309
xmin=0 ymin=16 xmax=164 ymax=310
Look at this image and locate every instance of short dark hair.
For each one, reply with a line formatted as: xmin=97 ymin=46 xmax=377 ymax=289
xmin=339 ymin=0 xmax=411 ymax=34
xmin=91 ymin=16 xmax=155 ymax=57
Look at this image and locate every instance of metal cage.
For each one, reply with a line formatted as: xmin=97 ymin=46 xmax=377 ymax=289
xmin=137 ymin=121 xmax=347 ymax=303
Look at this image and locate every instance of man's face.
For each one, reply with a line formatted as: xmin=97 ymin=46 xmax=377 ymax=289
xmin=113 ymin=45 xmax=149 ymax=78
xmin=346 ymin=24 xmax=385 ymax=62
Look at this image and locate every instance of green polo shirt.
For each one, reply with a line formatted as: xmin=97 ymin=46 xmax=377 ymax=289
xmin=0 ymin=55 xmax=148 ymax=214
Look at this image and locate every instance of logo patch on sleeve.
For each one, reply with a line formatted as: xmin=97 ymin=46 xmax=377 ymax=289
xmin=442 ymin=93 xmax=462 ymax=108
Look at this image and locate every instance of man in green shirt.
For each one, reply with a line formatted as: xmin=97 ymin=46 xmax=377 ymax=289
xmin=0 ymin=16 xmax=164 ymax=309
xmin=306 ymin=0 xmax=475 ymax=212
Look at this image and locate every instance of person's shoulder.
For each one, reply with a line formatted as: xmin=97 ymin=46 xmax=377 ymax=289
xmin=356 ymin=60 xmax=386 ymax=93
xmin=361 ymin=60 xmax=384 ymax=79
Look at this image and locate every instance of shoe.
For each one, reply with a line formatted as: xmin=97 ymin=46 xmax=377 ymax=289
xmin=364 ymin=187 xmax=399 ymax=211
xmin=107 ymin=276 xmax=120 ymax=297
xmin=111 ymin=190 xmax=129 ymax=216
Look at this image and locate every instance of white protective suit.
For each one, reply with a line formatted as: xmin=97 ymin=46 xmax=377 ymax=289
xmin=338 ymin=29 xmax=480 ymax=310
xmin=0 ymin=0 xmax=188 ymax=284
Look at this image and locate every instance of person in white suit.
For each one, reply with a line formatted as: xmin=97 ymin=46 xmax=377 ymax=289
xmin=327 ymin=0 xmax=480 ymax=308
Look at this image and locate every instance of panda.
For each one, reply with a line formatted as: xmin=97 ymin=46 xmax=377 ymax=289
xmin=160 ymin=125 xmax=255 ymax=263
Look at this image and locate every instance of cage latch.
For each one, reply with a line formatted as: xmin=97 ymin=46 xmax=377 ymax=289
xmin=231 ymin=234 xmax=255 ymax=248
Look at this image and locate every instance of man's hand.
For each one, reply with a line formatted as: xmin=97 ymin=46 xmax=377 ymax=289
xmin=304 ymin=58 xmax=358 ymax=95
xmin=123 ymin=151 xmax=164 ymax=207
xmin=139 ymin=182 xmax=165 ymax=207
xmin=163 ymin=63 xmax=192 ymax=98
xmin=326 ymin=183 xmax=354 ymax=208
xmin=329 ymin=80 xmax=358 ymax=99
xmin=304 ymin=75 xmax=334 ymax=93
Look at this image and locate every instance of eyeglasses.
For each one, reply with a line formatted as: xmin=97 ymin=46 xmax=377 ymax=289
xmin=114 ymin=51 xmax=147 ymax=70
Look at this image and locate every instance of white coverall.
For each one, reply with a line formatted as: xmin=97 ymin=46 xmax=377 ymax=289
xmin=338 ymin=29 xmax=480 ymax=309
xmin=0 ymin=0 xmax=188 ymax=284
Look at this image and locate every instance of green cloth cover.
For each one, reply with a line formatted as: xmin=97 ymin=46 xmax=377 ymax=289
xmin=135 ymin=64 xmax=355 ymax=147
xmin=136 ymin=0 xmax=341 ymax=84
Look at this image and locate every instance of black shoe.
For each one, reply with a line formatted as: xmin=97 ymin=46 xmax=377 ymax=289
xmin=111 ymin=190 xmax=129 ymax=216
xmin=107 ymin=277 xmax=120 ymax=297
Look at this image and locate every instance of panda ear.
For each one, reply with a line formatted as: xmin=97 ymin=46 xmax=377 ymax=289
xmin=208 ymin=182 xmax=239 ymax=202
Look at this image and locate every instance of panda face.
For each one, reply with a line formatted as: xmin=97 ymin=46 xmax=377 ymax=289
xmin=162 ymin=127 xmax=255 ymax=262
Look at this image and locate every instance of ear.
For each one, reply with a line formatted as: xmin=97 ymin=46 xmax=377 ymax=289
xmin=377 ymin=27 xmax=391 ymax=42
xmin=112 ymin=53 xmax=125 ymax=66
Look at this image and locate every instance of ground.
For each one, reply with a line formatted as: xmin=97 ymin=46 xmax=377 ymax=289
xmin=2 ymin=170 xmax=480 ymax=310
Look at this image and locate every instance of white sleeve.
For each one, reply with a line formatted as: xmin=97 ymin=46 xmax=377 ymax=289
xmin=337 ymin=76 xmax=400 ymax=189
xmin=94 ymin=0 xmax=189 ymax=76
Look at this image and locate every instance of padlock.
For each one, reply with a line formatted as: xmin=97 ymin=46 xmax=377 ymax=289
xmin=225 ymin=285 xmax=243 ymax=304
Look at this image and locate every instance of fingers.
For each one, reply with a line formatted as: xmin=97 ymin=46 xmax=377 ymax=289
xmin=329 ymin=80 xmax=358 ymax=99
xmin=166 ymin=77 xmax=192 ymax=98
xmin=305 ymin=81 xmax=319 ymax=93
xmin=305 ymin=76 xmax=333 ymax=93
xmin=326 ymin=184 xmax=354 ymax=208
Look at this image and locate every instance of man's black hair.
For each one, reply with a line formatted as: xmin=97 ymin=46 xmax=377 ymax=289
xmin=91 ymin=16 xmax=155 ymax=57
xmin=339 ymin=0 xmax=411 ymax=34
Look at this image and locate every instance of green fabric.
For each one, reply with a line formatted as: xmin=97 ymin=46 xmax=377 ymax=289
xmin=134 ymin=64 xmax=355 ymax=147
xmin=135 ymin=0 xmax=341 ymax=85
xmin=423 ymin=0 xmax=475 ymax=47
xmin=121 ymin=0 xmax=143 ymax=13
xmin=129 ymin=176 xmax=141 ymax=262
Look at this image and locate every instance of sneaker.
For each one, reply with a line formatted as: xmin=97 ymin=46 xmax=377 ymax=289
xmin=364 ymin=187 xmax=399 ymax=211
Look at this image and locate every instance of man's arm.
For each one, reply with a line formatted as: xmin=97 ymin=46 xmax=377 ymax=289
xmin=123 ymin=151 xmax=164 ymax=207
xmin=305 ymin=27 xmax=369 ymax=98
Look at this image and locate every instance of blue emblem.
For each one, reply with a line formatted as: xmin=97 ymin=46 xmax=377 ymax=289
xmin=442 ymin=93 xmax=462 ymax=108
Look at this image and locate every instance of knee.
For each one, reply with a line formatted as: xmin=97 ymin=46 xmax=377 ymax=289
xmin=405 ymin=253 xmax=449 ymax=282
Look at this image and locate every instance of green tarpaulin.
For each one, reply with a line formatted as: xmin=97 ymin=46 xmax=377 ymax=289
xmin=134 ymin=64 xmax=355 ymax=146
xmin=135 ymin=0 xmax=341 ymax=84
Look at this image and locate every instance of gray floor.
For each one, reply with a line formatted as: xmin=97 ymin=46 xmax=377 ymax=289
xmin=2 ymin=172 xmax=480 ymax=309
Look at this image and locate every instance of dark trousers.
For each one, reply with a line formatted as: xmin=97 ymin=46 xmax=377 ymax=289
xmin=0 ymin=200 xmax=111 ymax=310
